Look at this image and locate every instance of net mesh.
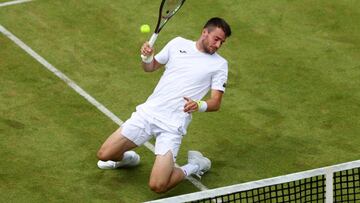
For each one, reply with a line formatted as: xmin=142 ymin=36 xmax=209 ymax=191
xmin=147 ymin=161 xmax=360 ymax=203
xmin=189 ymin=168 xmax=360 ymax=203
xmin=190 ymin=175 xmax=326 ymax=203
xmin=333 ymin=167 xmax=360 ymax=202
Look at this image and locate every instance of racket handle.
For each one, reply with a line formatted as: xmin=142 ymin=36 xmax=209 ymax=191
xmin=148 ymin=33 xmax=158 ymax=48
xmin=141 ymin=33 xmax=158 ymax=63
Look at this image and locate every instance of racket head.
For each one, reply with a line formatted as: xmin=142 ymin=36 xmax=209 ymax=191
xmin=154 ymin=0 xmax=186 ymax=33
xmin=161 ymin=0 xmax=186 ymax=19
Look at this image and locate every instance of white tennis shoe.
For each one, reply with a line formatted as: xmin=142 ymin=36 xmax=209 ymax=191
xmin=188 ymin=150 xmax=211 ymax=178
xmin=97 ymin=151 xmax=140 ymax=169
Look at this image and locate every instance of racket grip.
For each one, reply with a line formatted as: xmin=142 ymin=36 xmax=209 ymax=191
xmin=141 ymin=33 xmax=158 ymax=63
xmin=148 ymin=33 xmax=158 ymax=48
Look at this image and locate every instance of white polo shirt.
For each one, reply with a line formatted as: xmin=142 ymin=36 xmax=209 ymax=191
xmin=136 ymin=37 xmax=228 ymax=134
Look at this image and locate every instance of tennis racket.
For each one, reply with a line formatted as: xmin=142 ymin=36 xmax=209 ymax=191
xmin=141 ymin=0 xmax=186 ymax=61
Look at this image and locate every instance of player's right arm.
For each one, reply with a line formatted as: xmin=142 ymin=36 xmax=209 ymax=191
xmin=140 ymin=42 xmax=163 ymax=72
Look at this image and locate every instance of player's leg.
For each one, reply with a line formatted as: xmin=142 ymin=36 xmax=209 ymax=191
xmin=148 ymin=150 xmax=212 ymax=193
xmin=148 ymin=151 xmax=185 ymax=193
xmin=97 ymin=127 xmax=137 ymax=161
xmin=148 ymin=130 xmax=187 ymax=193
xmin=97 ymin=111 xmax=151 ymax=169
xmin=97 ymin=127 xmax=140 ymax=169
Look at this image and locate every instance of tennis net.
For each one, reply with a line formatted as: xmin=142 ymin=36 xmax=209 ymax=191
xmin=147 ymin=160 xmax=360 ymax=203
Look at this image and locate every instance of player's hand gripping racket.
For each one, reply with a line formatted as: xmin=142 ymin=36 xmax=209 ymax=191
xmin=141 ymin=0 xmax=186 ymax=62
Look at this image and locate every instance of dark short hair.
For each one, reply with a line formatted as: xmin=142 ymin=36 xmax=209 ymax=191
xmin=203 ymin=17 xmax=232 ymax=38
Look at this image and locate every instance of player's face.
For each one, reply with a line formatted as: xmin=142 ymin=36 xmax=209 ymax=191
xmin=200 ymin=27 xmax=226 ymax=54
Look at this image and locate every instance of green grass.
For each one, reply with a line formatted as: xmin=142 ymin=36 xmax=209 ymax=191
xmin=1 ymin=0 xmax=360 ymax=202
xmin=0 ymin=26 xmax=196 ymax=202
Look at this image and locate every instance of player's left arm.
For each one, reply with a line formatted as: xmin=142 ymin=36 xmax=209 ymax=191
xmin=204 ymin=89 xmax=224 ymax=112
xmin=183 ymin=89 xmax=224 ymax=113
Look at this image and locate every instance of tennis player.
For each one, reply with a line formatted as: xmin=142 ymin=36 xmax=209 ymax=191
xmin=97 ymin=17 xmax=231 ymax=193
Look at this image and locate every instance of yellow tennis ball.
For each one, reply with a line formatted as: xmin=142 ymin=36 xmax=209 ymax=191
xmin=140 ymin=24 xmax=150 ymax=33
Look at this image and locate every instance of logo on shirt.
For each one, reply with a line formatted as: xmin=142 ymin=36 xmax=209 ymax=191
xmin=179 ymin=50 xmax=187 ymax=53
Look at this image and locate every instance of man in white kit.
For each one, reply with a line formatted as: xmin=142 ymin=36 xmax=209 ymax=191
xmin=97 ymin=17 xmax=231 ymax=193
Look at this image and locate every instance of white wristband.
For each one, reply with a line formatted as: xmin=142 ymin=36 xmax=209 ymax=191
xmin=196 ymin=100 xmax=207 ymax=112
xmin=141 ymin=54 xmax=154 ymax=64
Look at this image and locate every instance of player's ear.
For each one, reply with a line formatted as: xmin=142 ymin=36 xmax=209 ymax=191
xmin=201 ymin=28 xmax=209 ymax=38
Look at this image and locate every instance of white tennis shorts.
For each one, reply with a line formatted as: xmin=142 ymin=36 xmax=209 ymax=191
xmin=120 ymin=110 xmax=183 ymax=161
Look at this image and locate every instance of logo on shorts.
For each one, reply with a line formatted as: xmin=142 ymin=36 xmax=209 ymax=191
xmin=179 ymin=50 xmax=187 ymax=53
xmin=223 ymin=83 xmax=227 ymax=88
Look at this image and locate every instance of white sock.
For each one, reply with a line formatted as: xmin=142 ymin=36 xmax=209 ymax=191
xmin=181 ymin=163 xmax=199 ymax=176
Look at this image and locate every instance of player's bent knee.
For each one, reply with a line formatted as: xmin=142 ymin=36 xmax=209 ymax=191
xmin=148 ymin=180 xmax=168 ymax=193
xmin=97 ymin=148 xmax=110 ymax=161
xmin=96 ymin=149 xmax=105 ymax=160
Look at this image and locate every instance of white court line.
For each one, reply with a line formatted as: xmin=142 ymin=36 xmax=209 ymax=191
xmin=0 ymin=0 xmax=32 ymax=7
xmin=0 ymin=24 xmax=208 ymax=192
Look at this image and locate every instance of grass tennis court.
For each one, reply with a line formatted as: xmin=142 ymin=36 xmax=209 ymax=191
xmin=1 ymin=0 xmax=360 ymax=202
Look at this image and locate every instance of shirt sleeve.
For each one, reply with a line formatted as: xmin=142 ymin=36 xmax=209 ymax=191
xmin=211 ymin=61 xmax=228 ymax=92
xmin=154 ymin=37 xmax=179 ymax=65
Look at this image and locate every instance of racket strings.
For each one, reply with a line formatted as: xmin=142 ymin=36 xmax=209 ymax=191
xmin=162 ymin=0 xmax=184 ymax=19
